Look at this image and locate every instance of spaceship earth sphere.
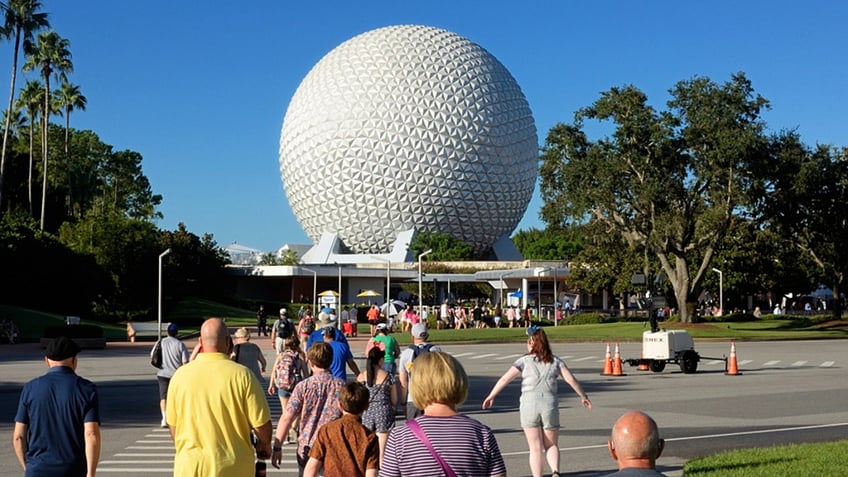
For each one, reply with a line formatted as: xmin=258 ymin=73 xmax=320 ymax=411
xmin=279 ymin=25 xmax=538 ymax=255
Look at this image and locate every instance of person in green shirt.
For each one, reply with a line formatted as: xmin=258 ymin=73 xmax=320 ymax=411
xmin=368 ymin=324 xmax=399 ymax=374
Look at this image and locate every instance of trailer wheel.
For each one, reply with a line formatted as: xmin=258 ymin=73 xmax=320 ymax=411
xmin=649 ymin=360 xmax=666 ymax=372
xmin=680 ymin=350 xmax=698 ymax=374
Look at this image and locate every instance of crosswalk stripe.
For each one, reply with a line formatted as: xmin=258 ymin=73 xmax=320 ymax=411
xmin=792 ymin=361 xmax=808 ymax=367
xmin=821 ymin=361 xmax=835 ymax=367
xmin=763 ymin=360 xmax=780 ymax=366
xmin=470 ymin=353 xmax=498 ymax=359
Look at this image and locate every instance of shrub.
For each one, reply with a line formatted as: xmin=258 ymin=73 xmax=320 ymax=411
xmin=43 ymin=324 xmax=104 ymax=339
xmin=561 ymin=312 xmax=609 ymax=325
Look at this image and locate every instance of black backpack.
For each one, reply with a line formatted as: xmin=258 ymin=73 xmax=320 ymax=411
xmin=275 ymin=318 xmax=293 ymax=339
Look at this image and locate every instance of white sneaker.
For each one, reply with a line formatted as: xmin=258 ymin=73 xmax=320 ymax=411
xmin=160 ymin=418 xmax=168 ymax=428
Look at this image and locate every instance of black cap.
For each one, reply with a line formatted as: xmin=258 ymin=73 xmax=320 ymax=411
xmin=46 ymin=336 xmax=81 ymax=361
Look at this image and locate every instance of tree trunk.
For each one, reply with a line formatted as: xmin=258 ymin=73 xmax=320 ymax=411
xmin=28 ymin=124 xmax=34 ymax=216
xmin=39 ymin=80 xmax=49 ymax=231
xmin=832 ymin=281 xmax=843 ymax=321
xmin=0 ymin=33 xmax=21 ymax=209
xmin=674 ymin=285 xmax=692 ymax=323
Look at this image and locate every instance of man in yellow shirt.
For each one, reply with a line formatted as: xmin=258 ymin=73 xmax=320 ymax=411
xmin=167 ymin=318 xmax=272 ymax=476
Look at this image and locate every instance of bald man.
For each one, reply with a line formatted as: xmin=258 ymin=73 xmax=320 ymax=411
xmin=605 ymin=410 xmax=667 ymax=476
xmin=167 ymin=318 xmax=272 ymax=476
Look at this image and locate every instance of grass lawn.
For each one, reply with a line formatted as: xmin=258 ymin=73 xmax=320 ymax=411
xmin=683 ymin=440 xmax=848 ymax=476
xmin=2 ymin=299 xmax=846 ymax=343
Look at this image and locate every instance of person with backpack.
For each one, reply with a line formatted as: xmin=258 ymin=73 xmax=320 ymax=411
xmin=152 ymin=323 xmax=189 ymax=428
xmin=398 ymin=323 xmax=441 ymax=420
xmin=297 ymin=308 xmax=317 ymax=351
xmin=268 ymin=335 xmax=307 ymax=444
xmin=271 ymin=308 xmax=295 ymax=354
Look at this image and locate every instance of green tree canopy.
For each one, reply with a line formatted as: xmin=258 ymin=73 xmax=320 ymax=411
xmin=409 ymin=231 xmax=476 ymax=261
xmin=761 ymin=134 xmax=847 ymax=319
xmin=511 ymin=226 xmax=583 ymax=261
xmin=539 ymin=73 xmax=770 ymax=322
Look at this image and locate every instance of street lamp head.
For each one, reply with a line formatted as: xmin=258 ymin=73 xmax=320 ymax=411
xmin=711 ymin=268 xmax=721 ymax=274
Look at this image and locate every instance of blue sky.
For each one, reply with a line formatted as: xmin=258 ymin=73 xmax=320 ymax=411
xmin=12 ymin=1 xmax=845 ymax=252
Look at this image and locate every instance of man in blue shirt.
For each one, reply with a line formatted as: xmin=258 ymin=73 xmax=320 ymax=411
xmin=306 ymin=311 xmax=349 ymax=350
xmin=14 ymin=336 xmax=101 ymax=477
xmin=321 ymin=326 xmax=360 ymax=380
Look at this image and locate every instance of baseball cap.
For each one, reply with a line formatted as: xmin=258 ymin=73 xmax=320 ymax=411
xmin=376 ymin=323 xmax=388 ymax=330
xmin=411 ymin=323 xmax=429 ymax=339
xmin=279 ymin=308 xmax=287 ymax=315
xmin=46 ymin=336 xmax=81 ymax=361
xmin=167 ymin=323 xmax=179 ymax=333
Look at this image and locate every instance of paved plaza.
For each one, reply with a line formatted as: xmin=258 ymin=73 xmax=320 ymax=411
xmin=2 ymin=334 xmax=846 ymax=476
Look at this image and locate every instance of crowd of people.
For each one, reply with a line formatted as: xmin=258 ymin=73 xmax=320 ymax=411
xmin=12 ymin=308 xmax=670 ymax=477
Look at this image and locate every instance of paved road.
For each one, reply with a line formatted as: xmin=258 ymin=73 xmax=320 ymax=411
xmin=1 ymin=336 xmax=845 ymax=476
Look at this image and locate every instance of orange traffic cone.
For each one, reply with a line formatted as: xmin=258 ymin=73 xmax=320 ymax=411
xmin=638 ymin=352 xmax=649 ymax=371
xmin=725 ymin=341 xmax=741 ymax=375
xmin=611 ymin=342 xmax=625 ymax=376
xmin=601 ymin=342 xmax=613 ymax=375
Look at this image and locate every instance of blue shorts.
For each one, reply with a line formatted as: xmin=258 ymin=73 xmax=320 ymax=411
xmin=277 ymin=387 xmax=293 ymax=399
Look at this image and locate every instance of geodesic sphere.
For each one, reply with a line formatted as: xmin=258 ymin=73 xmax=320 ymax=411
xmin=279 ymin=25 xmax=538 ymax=254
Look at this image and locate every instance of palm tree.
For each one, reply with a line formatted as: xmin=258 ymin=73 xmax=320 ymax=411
xmin=55 ymin=81 xmax=85 ymax=216
xmin=0 ymin=0 xmax=48 ymax=208
xmin=23 ymin=29 xmax=72 ymax=230
xmin=16 ymin=78 xmax=41 ymax=215
xmin=1 ymin=104 xmax=26 ymax=133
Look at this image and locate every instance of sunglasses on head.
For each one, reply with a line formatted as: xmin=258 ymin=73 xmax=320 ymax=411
xmin=526 ymin=325 xmax=541 ymax=336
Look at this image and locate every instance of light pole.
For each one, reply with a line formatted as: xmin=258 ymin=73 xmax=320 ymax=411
xmin=337 ymin=264 xmax=343 ymax=328
xmin=371 ymin=256 xmax=391 ymax=317
xmin=418 ymin=249 xmax=433 ymax=316
xmin=301 ymin=267 xmax=318 ymax=316
xmin=712 ymin=268 xmax=723 ymax=316
xmin=499 ymin=270 xmax=515 ymax=307
xmin=535 ymin=267 xmax=551 ymax=321
xmin=157 ymin=248 xmax=172 ymax=341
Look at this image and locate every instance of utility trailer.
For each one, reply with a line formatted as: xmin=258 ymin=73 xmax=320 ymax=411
xmin=625 ymin=330 xmax=707 ymax=373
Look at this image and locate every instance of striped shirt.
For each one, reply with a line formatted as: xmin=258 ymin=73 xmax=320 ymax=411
xmin=380 ymin=414 xmax=506 ymax=477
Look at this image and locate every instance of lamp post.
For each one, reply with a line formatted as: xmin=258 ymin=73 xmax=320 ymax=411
xmin=499 ymin=270 xmax=515 ymax=307
xmin=301 ymin=267 xmax=318 ymax=316
xmin=418 ymin=249 xmax=433 ymax=316
xmin=712 ymin=268 xmax=723 ymax=316
xmin=157 ymin=248 xmax=172 ymax=341
xmin=371 ymin=255 xmax=391 ymax=318
xmin=337 ymin=264 xmax=343 ymax=328
xmin=535 ymin=267 xmax=551 ymax=321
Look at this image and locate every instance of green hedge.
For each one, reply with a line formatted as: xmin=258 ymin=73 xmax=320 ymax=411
xmin=43 ymin=324 xmax=104 ymax=339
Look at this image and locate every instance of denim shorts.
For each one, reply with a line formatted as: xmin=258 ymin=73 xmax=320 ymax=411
xmin=520 ymin=392 xmax=559 ymax=429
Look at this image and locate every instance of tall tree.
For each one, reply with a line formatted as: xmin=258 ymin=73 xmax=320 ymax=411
xmin=512 ymin=226 xmax=583 ymax=261
xmin=0 ymin=0 xmax=48 ymax=208
xmin=55 ymin=80 xmax=86 ymax=216
xmin=16 ymin=78 xmax=41 ymax=215
xmin=539 ymin=73 xmax=770 ymax=322
xmin=22 ymin=29 xmax=72 ymax=230
xmin=409 ymin=231 xmax=476 ymax=261
xmin=761 ymin=133 xmax=848 ymax=319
